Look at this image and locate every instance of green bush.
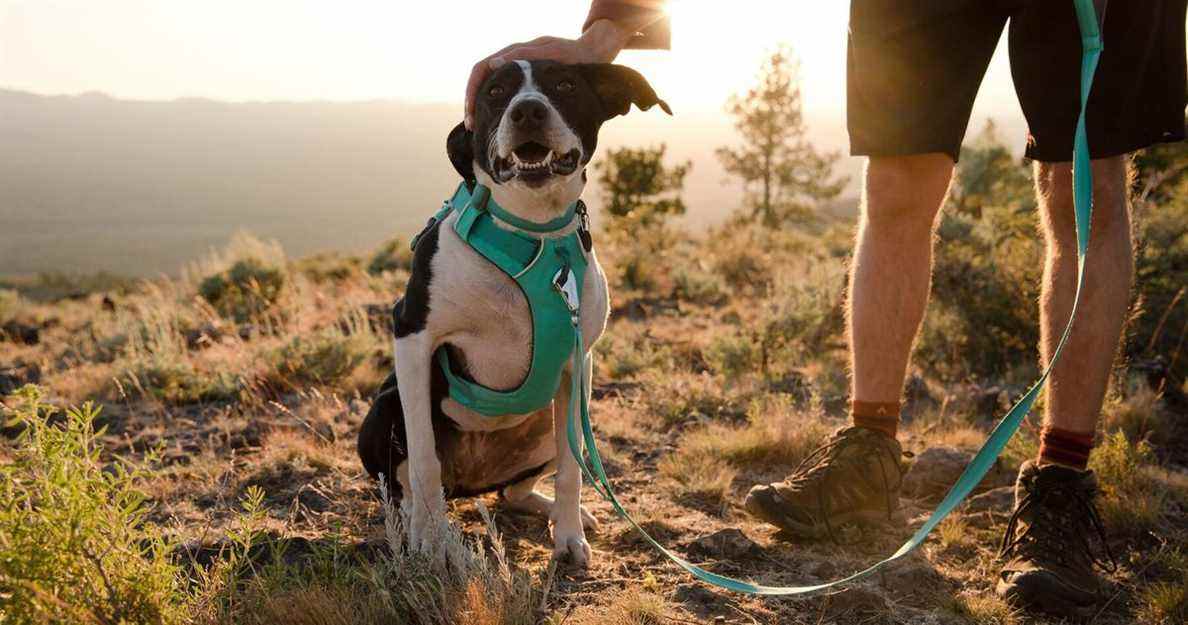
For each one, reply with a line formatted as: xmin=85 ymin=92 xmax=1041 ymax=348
xmin=268 ymin=329 xmax=373 ymax=388
xmin=0 ymin=387 xmax=186 ymax=625
xmin=705 ymin=333 xmax=758 ymax=379
xmin=1090 ymin=430 xmax=1173 ymax=537
xmin=615 ymin=248 xmax=660 ymax=292
xmin=125 ymin=357 xmax=241 ymax=405
xmin=296 ymin=253 xmax=363 ymax=284
xmin=713 ymin=244 xmax=767 ymax=290
xmin=672 ymin=266 xmax=728 ymax=306
xmin=367 ymin=237 xmax=414 ymax=276
xmin=1129 ymin=153 xmax=1188 ymax=384
xmin=199 ymin=258 xmax=287 ymax=323
xmin=596 ymin=332 xmax=672 ymax=380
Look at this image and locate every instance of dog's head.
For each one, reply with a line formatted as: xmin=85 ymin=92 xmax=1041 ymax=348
xmin=448 ymin=60 xmax=670 ymax=214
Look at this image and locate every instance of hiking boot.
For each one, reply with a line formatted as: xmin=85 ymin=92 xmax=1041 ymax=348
xmin=743 ymin=426 xmax=908 ymax=541
xmin=996 ymin=460 xmax=1116 ymax=618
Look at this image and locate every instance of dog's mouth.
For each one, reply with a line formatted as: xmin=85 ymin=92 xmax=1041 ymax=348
xmin=494 ymin=142 xmax=581 ymax=186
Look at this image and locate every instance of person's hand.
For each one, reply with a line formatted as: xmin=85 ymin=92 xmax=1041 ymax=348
xmin=464 ymin=19 xmax=630 ymax=129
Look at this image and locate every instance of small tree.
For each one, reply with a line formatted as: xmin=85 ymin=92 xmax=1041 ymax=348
xmin=596 ymin=144 xmax=691 ymax=230
xmin=594 ymin=144 xmax=691 ymax=290
xmin=716 ymin=46 xmax=846 ymax=227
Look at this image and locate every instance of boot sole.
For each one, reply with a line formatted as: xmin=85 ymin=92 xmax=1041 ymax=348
xmin=744 ymin=487 xmax=905 ymax=540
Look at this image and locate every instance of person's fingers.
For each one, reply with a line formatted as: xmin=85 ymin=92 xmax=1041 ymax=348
xmin=464 ymin=60 xmax=490 ymax=130
xmin=500 ymin=44 xmax=580 ymax=65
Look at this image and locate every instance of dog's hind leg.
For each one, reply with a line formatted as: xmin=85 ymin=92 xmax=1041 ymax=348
xmin=500 ymin=461 xmax=598 ymax=530
xmin=357 ymin=373 xmax=409 ymax=501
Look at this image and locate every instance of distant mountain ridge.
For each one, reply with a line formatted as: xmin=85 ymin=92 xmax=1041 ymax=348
xmin=0 ymin=88 xmax=1023 ymax=277
xmin=0 ymin=88 xmax=464 ymax=276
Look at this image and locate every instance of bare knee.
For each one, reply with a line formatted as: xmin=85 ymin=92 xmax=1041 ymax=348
xmin=1036 ymin=157 xmax=1130 ymax=247
xmin=863 ymin=153 xmax=954 ymax=229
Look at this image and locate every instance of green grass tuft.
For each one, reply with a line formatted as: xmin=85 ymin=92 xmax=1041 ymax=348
xmin=0 ymin=386 xmax=187 ymax=625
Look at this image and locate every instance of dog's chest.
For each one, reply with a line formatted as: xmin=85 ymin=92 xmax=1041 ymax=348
xmin=430 ymin=221 xmax=608 ymax=425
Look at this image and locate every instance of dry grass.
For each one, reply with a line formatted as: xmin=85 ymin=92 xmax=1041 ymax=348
xmin=945 ymin=592 xmax=1020 ymax=625
xmin=568 ymin=588 xmax=669 ymax=625
xmin=675 ymin=397 xmax=833 ymax=471
xmin=3 ymin=227 xmax=1187 ymax=625
xmin=658 ymin=451 xmax=737 ymax=511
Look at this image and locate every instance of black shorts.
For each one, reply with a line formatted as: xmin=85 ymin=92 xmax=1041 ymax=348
xmin=847 ymin=0 xmax=1187 ymax=162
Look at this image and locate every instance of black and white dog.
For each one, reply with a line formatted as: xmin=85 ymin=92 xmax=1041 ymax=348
xmin=357 ymin=60 xmax=669 ymax=566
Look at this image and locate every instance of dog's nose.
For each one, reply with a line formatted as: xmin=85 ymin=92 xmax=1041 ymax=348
xmin=508 ymin=99 xmax=548 ymax=130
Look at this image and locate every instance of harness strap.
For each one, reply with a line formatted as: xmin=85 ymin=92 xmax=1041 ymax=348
xmin=564 ymin=0 xmax=1105 ymax=595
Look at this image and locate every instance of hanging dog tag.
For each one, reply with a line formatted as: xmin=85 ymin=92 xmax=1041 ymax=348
xmin=552 ymin=266 xmax=581 ymax=325
xmin=576 ymin=200 xmax=593 ymax=252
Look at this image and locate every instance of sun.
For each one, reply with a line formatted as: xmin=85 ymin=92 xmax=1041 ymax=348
xmin=620 ymin=1 xmax=851 ymax=112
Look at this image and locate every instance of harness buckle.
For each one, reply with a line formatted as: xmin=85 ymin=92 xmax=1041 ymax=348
xmin=552 ymin=267 xmax=580 ymax=325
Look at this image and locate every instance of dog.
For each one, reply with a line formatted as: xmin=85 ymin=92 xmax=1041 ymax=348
xmin=357 ymin=60 xmax=669 ymax=566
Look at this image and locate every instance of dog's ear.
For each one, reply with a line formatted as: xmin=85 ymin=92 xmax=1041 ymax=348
xmin=446 ymin=122 xmax=475 ymax=182
xmin=577 ymin=63 xmax=672 ymax=121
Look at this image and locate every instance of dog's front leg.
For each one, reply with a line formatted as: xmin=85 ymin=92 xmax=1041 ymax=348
xmin=395 ymin=332 xmax=447 ymax=558
xmin=551 ymin=363 xmax=591 ymax=567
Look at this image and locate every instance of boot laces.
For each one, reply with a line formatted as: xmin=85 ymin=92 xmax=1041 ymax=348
xmin=997 ymin=480 xmax=1117 ymax=574
xmin=783 ymin=430 xmax=908 ymax=544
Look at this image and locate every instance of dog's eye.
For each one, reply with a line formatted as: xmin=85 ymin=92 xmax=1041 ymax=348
xmin=555 ymin=80 xmax=575 ymax=93
xmin=488 ymin=85 xmax=506 ymax=98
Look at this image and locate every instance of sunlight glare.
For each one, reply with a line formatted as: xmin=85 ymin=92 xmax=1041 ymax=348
xmin=622 ymin=1 xmax=851 ymax=112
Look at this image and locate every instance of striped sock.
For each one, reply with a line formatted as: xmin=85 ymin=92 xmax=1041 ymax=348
xmin=1038 ymin=425 xmax=1095 ymax=471
xmin=851 ymin=400 xmax=901 ymax=439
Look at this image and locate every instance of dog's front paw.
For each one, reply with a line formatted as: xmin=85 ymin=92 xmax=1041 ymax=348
xmin=408 ymin=500 xmax=448 ymax=562
xmin=552 ymin=530 xmax=591 ymax=568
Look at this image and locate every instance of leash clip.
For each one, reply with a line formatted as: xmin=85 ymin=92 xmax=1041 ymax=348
xmin=552 ymin=266 xmax=580 ymax=325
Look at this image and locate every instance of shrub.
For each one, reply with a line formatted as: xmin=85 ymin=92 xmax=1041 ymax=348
xmin=1090 ymin=430 xmax=1170 ymax=536
xmin=124 ymin=357 xmax=241 ymax=405
xmin=296 ymin=253 xmax=363 ymax=284
xmin=616 ymin=247 xmax=660 ymax=291
xmin=638 ymin=372 xmax=751 ymax=427
xmin=1129 ymin=169 xmax=1188 ymax=385
xmin=199 ymin=258 xmax=286 ymax=323
xmin=367 ymin=237 xmax=414 ymax=276
xmin=671 ymin=266 xmax=728 ymax=306
xmin=706 ymin=267 xmax=845 ymax=379
xmin=713 ymin=243 xmax=767 ymax=289
xmin=267 ymin=328 xmax=374 ymax=389
xmin=596 ymin=331 xmax=671 ymax=380
xmin=0 ymin=387 xmax=187 ymax=625
xmin=705 ymin=332 xmax=758 ymax=379
xmin=192 ymin=233 xmax=288 ymax=323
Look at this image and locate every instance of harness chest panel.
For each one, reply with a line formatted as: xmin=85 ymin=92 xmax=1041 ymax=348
xmin=426 ymin=182 xmax=588 ymax=417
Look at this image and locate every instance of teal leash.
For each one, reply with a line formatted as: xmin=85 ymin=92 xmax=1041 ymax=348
xmin=561 ymin=0 xmax=1104 ymax=595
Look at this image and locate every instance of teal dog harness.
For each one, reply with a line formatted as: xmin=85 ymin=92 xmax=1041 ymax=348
xmin=419 ymin=182 xmax=589 ymax=417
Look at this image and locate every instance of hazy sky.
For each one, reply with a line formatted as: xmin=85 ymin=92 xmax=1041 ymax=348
xmin=0 ymin=0 xmax=1022 ymax=117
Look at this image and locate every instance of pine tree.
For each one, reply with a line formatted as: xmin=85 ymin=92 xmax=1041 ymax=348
xmin=716 ymin=46 xmax=846 ymax=227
